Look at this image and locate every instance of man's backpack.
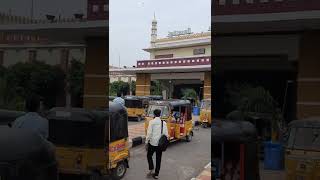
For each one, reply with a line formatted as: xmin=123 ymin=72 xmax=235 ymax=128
xmin=158 ymin=120 xmax=169 ymax=152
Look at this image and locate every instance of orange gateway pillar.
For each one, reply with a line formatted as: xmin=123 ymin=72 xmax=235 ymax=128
xmin=83 ymin=37 xmax=108 ymax=109
xmin=204 ymin=71 xmax=212 ymax=99
xmin=135 ymin=73 xmax=151 ymax=96
xmin=297 ymin=31 xmax=320 ymax=119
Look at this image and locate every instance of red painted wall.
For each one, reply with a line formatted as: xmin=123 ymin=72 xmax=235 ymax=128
xmin=87 ymin=0 xmax=108 ymax=20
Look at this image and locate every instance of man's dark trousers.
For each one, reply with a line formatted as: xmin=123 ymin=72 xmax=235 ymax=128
xmin=147 ymin=143 xmax=163 ymax=176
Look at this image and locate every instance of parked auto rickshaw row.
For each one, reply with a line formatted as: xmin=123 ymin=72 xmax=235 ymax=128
xmin=0 ymin=102 xmax=129 ymax=180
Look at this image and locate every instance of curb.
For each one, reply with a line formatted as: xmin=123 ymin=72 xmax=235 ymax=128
xmin=191 ymin=162 xmax=211 ymax=180
xmin=129 ymin=136 xmax=146 ymax=148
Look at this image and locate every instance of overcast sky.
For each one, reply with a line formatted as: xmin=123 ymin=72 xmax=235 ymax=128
xmin=110 ymin=0 xmax=211 ymax=67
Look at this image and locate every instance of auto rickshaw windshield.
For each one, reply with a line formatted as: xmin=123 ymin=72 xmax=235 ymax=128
xmin=147 ymin=105 xmax=170 ymax=117
xmin=287 ymin=127 xmax=320 ymax=151
xmin=125 ymin=99 xmax=143 ymax=108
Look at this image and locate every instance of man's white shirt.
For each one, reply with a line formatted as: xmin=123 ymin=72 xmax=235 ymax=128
xmin=113 ymin=97 xmax=125 ymax=106
xmin=146 ymin=117 xmax=169 ymax=146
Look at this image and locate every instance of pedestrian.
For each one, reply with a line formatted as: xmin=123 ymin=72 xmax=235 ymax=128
xmin=146 ymin=109 xmax=169 ymax=179
xmin=12 ymin=94 xmax=49 ymax=139
xmin=113 ymin=91 xmax=125 ymax=106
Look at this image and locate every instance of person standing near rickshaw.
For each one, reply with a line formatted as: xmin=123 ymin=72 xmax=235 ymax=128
xmin=146 ymin=109 xmax=169 ymax=179
xmin=113 ymin=91 xmax=125 ymax=106
xmin=12 ymin=94 xmax=48 ymax=139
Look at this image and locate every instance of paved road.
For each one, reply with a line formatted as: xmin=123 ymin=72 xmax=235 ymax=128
xmin=128 ymin=120 xmax=144 ymax=126
xmin=123 ymin=127 xmax=211 ymax=180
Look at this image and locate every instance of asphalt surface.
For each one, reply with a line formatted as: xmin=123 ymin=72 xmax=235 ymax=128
xmin=128 ymin=120 xmax=144 ymax=126
xmin=123 ymin=126 xmax=211 ymax=180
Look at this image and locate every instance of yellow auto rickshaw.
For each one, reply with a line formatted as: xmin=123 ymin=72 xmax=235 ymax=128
xmin=0 ymin=127 xmax=58 ymax=180
xmin=200 ymin=99 xmax=212 ymax=128
xmin=212 ymin=120 xmax=260 ymax=180
xmin=145 ymin=100 xmax=194 ymax=142
xmin=46 ymin=102 xmax=129 ymax=180
xmin=124 ymin=96 xmax=149 ymax=122
xmin=285 ymin=118 xmax=320 ymax=180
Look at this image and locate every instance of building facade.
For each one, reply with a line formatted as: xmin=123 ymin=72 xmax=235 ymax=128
xmin=117 ymin=16 xmax=211 ymax=100
xmin=213 ymin=0 xmax=320 ymax=119
xmin=109 ymin=65 xmax=136 ymax=83
xmin=0 ymin=0 xmax=108 ymax=109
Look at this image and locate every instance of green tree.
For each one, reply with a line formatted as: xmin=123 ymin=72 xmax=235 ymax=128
xmin=68 ymin=59 xmax=85 ymax=107
xmin=109 ymin=81 xmax=130 ymax=96
xmin=130 ymin=80 xmax=136 ymax=95
xmin=151 ymin=80 xmax=162 ymax=95
xmin=225 ymin=83 xmax=283 ymax=142
xmin=5 ymin=61 xmax=65 ymax=109
xmin=0 ymin=77 xmax=24 ymax=110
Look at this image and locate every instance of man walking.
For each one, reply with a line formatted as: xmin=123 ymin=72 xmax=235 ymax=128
xmin=12 ymin=95 xmax=48 ymax=139
xmin=146 ymin=109 xmax=169 ymax=179
xmin=113 ymin=92 xmax=125 ymax=106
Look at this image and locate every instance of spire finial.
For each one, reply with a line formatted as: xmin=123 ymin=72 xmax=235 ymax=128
xmin=154 ymin=12 xmax=156 ymax=19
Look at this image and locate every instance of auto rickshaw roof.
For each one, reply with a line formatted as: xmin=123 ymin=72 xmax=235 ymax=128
xmin=46 ymin=102 xmax=126 ymax=122
xmin=212 ymin=120 xmax=257 ymax=143
xmin=148 ymin=99 xmax=191 ymax=107
xmin=124 ymin=96 xmax=150 ymax=100
xmin=0 ymin=109 xmax=25 ymax=125
xmin=144 ymin=95 xmax=163 ymax=100
xmin=109 ymin=96 xmax=116 ymax=100
xmin=289 ymin=117 xmax=320 ymax=128
xmin=0 ymin=127 xmax=55 ymax=162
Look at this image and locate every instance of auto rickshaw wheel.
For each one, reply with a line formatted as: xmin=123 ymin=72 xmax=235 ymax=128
xmin=186 ymin=132 xmax=193 ymax=142
xmin=202 ymin=123 xmax=208 ymax=128
xmin=111 ymin=161 xmax=127 ymax=180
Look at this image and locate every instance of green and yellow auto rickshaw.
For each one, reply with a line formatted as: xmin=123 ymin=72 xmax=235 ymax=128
xmin=124 ymin=96 xmax=149 ymax=122
xmin=46 ymin=102 xmax=130 ymax=179
xmin=212 ymin=120 xmax=260 ymax=180
xmin=0 ymin=127 xmax=58 ymax=180
xmin=285 ymin=117 xmax=320 ymax=180
xmin=145 ymin=100 xmax=194 ymax=142
xmin=200 ymin=99 xmax=211 ymax=128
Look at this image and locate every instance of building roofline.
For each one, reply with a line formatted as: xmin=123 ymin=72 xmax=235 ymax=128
xmin=155 ymin=31 xmax=211 ymax=42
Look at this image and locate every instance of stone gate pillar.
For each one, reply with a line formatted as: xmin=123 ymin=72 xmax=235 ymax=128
xmin=204 ymin=71 xmax=212 ymax=99
xmin=83 ymin=37 xmax=108 ymax=109
xmin=136 ymin=73 xmax=151 ymax=96
xmin=297 ymin=31 xmax=320 ymax=119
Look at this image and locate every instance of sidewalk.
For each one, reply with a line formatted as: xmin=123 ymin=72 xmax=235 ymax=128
xmin=128 ymin=115 xmax=200 ymax=148
xmin=191 ymin=163 xmax=211 ymax=180
xmin=128 ymin=123 xmax=146 ymax=148
xmin=259 ymin=162 xmax=285 ymax=180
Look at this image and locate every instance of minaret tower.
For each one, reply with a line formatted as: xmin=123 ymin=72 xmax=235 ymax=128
xmin=151 ymin=12 xmax=157 ymax=48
